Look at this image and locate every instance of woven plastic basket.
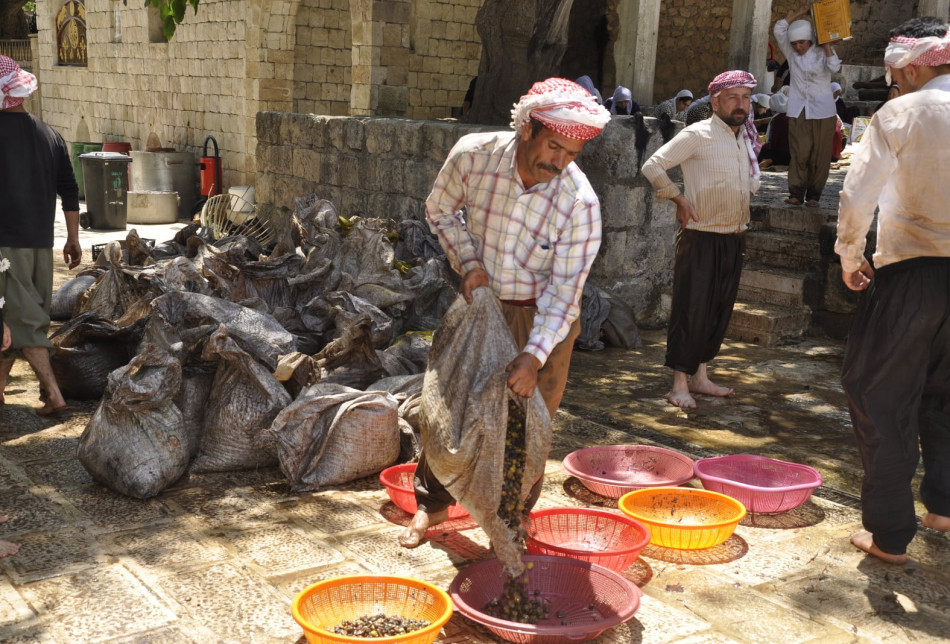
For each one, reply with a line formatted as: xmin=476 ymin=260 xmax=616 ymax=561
xmin=379 ymin=463 xmax=469 ymax=519
xmin=525 ymin=508 xmax=651 ymax=572
xmin=292 ymin=575 xmax=453 ymax=644
xmin=562 ymin=445 xmax=695 ymax=498
xmin=694 ymin=454 xmax=823 ymax=514
xmin=618 ymin=487 xmax=746 ymax=550
xmin=449 ymin=554 xmax=641 ymax=644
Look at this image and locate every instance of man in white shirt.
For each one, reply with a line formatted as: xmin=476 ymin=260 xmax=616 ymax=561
xmin=774 ymin=7 xmax=841 ymax=207
xmin=642 ymin=70 xmax=760 ymax=409
xmin=835 ymin=16 xmax=950 ymax=564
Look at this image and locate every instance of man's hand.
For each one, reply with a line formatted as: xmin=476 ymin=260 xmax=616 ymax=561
xmin=1 ymin=323 xmax=10 ymax=352
xmin=63 ymin=239 xmax=82 ymax=270
xmin=673 ymin=197 xmax=699 ymax=230
xmin=842 ymin=259 xmax=874 ymax=291
xmin=506 ymin=352 xmax=542 ymax=398
xmin=460 ymin=268 xmax=490 ymax=304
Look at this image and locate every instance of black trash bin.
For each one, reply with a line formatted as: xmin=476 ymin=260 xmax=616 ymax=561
xmin=79 ymin=151 xmax=133 ymax=230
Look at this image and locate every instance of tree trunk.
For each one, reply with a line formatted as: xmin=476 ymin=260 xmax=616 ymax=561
xmin=0 ymin=0 xmax=30 ymax=40
xmin=467 ymin=0 xmax=576 ymax=125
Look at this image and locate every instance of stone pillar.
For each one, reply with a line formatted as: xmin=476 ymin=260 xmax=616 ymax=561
xmin=350 ymin=0 xmax=411 ymax=116
xmin=917 ymin=0 xmax=950 ymax=21
xmin=614 ymin=0 xmax=661 ymax=106
xmin=728 ymin=0 xmax=773 ymax=94
xmin=244 ymin=0 xmax=298 ymax=182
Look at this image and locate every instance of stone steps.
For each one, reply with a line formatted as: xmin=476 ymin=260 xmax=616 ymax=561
xmin=727 ymin=204 xmax=846 ymax=346
xmin=726 ymin=300 xmax=811 ymax=346
xmin=737 ymin=263 xmax=819 ymax=309
xmin=744 ymin=228 xmax=825 ymax=271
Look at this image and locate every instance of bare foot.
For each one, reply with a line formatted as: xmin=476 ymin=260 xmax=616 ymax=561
xmin=784 ymin=196 xmax=802 ymax=206
xmin=398 ymin=508 xmax=449 ymax=549
xmin=37 ymin=402 xmax=68 ymax=416
xmin=666 ymin=388 xmax=696 ymax=409
xmin=689 ymin=377 xmax=733 ymax=398
xmin=850 ymin=530 xmax=908 ymax=564
xmin=922 ymin=513 xmax=950 ymax=532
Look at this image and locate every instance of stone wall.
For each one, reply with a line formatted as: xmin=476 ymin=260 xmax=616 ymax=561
xmin=649 ymin=0 xmax=916 ymax=104
xmin=256 ymin=113 xmax=680 ymax=324
xmin=292 ymin=0 xmax=481 ymax=120
xmin=33 ymin=0 xmax=300 ymax=192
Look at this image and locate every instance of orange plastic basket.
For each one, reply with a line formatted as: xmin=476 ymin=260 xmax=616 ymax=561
xmin=525 ymin=508 xmax=651 ymax=572
xmin=618 ymin=487 xmax=746 ymax=550
xmin=379 ymin=463 xmax=469 ymax=519
xmin=292 ymin=575 xmax=453 ymax=644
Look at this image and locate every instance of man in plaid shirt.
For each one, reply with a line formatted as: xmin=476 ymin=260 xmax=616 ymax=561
xmin=399 ymin=78 xmax=611 ymax=548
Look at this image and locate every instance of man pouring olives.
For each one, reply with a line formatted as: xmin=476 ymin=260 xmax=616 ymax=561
xmin=399 ymin=78 xmax=611 ymax=548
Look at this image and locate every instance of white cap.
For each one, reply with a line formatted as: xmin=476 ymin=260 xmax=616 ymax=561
xmin=830 ymin=82 xmax=842 ymax=94
xmin=675 ymin=89 xmax=693 ymax=100
xmin=788 ymin=19 xmax=814 ymax=43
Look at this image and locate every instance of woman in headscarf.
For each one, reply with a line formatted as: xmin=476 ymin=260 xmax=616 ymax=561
xmin=607 ymin=85 xmax=640 ymax=115
xmin=774 ymin=6 xmax=842 ymax=207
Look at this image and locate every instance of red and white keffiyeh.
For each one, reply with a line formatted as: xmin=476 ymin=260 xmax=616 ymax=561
xmin=0 ymin=55 xmax=37 ymax=110
xmin=510 ymin=77 xmax=611 ymax=141
xmin=708 ymin=70 xmax=761 ymax=180
xmin=884 ymin=30 xmax=950 ymax=84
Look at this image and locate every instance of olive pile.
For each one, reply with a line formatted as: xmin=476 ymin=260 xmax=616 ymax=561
xmin=326 ymin=613 xmax=431 ymax=637
xmin=497 ymin=397 xmax=529 ymax=540
xmin=484 ymin=569 xmax=550 ymax=624
xmin=483 ymin=398 xmax=551 ymax=624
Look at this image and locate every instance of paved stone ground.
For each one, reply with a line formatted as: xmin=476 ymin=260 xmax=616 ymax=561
xmin=2 ymin=163 xmax=949 ymax=643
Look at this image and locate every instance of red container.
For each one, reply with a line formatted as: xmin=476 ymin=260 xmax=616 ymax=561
xmin=449 ymin=554 xmax=642 ymax=644
xmin=200 ymin=135 xmax=222 ymax=196
xmin=379 ymin=463 xmax=469 ymax=519
xmin=526 ymin=508 xmax=651 ymax=572
xmin=694 ymin=454 xmax=823 ymax=514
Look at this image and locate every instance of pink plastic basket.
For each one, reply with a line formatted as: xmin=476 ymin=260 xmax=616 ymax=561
xmin=449 ymin=554 xmax=642 ymax=644
xmin=562 ymin=445 xmax=695 ymax=498
xmin=693 ymin=454 xmax=823 ymax=514
xmin=525 ymin=508 xmax=651 ymax=573
xmin=379 ymin=463 xmax=469 ymax=519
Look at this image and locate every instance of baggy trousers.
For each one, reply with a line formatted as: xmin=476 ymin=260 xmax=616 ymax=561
xmin=665 ymin=229 xmax=745 ymax=375
xmin=841 ymin=257 xmax=950 ymax=555
xmin=414 ymin=302 xmax=582 ymax=514
xmin=788 ymin=114 xmax=836 ymax=202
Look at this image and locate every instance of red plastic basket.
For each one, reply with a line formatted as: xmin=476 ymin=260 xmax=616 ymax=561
xmin=562 ymin=445 xmax=695 ymax=498
xmin=694 ymin=454 xmax=823 ymax=514
xmin=379 ymin=463 xmax=469 ymax=519
xmin=525 ymin=508 xmax=651 ymax=572
xmin=449 ymin=554 xmax=641 ymax=644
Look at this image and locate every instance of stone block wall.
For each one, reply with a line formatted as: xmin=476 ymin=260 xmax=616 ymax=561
xmin=650 ymin=0 xmax=916 ymax=105
xmin=256 ymin=113 xmax=679 ymax=324
xmin=33 ymin=0 xmax=299 ymax=193
xmin=292 ymin=0 xmax=481 ymax=120
xmin=293 ymin=0 xmax=353 ymax=117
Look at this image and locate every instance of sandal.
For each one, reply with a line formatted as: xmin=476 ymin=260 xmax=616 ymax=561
xmin=784 ymin=197 xmax=802 ymax=206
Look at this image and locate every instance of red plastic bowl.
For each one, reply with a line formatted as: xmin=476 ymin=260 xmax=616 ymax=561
xmin=694 ymin=454 xmax=823 ymax=514
xmin=526 ymin=508 xmax=651 ymax=572
xmin=379 ymin=463 xmax=469 ymax=519
xmin=562 ymin=445 xmax=695 ymax=498
xmin=449 ymin=554 xmax=641 ymax=644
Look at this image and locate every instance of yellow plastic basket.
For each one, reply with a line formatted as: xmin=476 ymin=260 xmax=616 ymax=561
xmin=292 ymin=575 xmax=453 ymax=644
xmin=618 ymin=487 xmax=746 ymax=550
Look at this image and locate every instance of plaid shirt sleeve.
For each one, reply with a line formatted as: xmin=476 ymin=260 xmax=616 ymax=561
xmin=526 ymin=195 xmax=602 ymax=364
xmin=425 ymin=143 xmax=485 ymax=276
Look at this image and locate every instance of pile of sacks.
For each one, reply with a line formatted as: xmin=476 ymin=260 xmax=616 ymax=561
xmin=53 ymin=195 xmax=456 ymax=498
